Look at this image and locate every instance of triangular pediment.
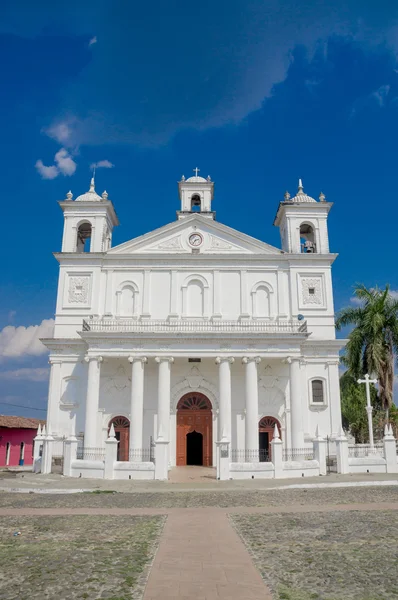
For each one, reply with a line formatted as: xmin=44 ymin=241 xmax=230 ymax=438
xmin=108 ymin=215 xmax=281 ymax=255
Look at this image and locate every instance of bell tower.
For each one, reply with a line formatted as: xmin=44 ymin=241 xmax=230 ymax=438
xmin=177 ymin=168 xmax=215 ymax=219
xmin=274 ymin=180 xmax=332 ymax=254
xmin=59 ymin=177 xmax=119 ymax=253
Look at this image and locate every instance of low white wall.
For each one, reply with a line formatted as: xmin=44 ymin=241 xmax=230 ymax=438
xmin=113 ymin=461 xmax=155 ymax=480
xmin=281 ymin=460 xmax=320 ymax=478
xmin=229 ymin=462 xmax=274 ymax=480
xmin=348 ymin=457 xmax=387 ymax=474
xmin=70 ymin=460 xmax=105 ymax=479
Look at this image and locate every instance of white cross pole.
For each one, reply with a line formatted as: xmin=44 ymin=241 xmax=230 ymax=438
xmin=193 ymin=167 xmax=200 ymax=177
xmin=357 ymin=373 xmax=377 ymax=450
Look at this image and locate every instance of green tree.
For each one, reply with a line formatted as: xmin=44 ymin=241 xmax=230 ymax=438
xmin=336 ymin=284 xmax=398 ymax=416
xmin=340 ymin=372 xmax=378 ymax=442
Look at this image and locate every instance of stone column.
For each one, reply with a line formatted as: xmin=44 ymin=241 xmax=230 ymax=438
xmin=104 ymin=424 xmax=118 ymax=479
xmin=63 ymin=436 xmax=78 ymax=477
xmin=313 ymin=428 xmax=327 ymax=476
xmin=215 ymin=357 xmax=234 ymax=441
xmin=270 ymin=424 xmax=283 ymax=478
xmin=155 ymin=357 xmax=174 ymax=440
xmin=327 ymin=361 xmax=343 ymax=438
xmin=242 ymin=357 xmax=261 ymax=460
xmin=84 ymin=356 xmax=103 ymax=449
xmin=383 ymin=425 xmax=398 ymax=474
xmin=128 ymin=356 xmax=147 ymax=461
xmin=47 ymin=358 xmax=62 ymax=436
xmin=335 ymin=430 xmax=349 ymax=474
xmin=288 ymin=357 xmax=304 ymax=448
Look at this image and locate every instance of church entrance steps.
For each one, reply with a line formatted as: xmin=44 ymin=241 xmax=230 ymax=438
xmin=142 ymin=509 xmax=273 ymax=600
xmin=169 ymin=465 xmax=217 ymax=483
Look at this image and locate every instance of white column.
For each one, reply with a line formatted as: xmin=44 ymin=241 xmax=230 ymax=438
xmin=169 ymin=270 xmax=178 ymax=319
xmin=84 ymin=356 xmax=103 ymax=448
xmin=155 ymin=357 xmax=174 ymax=440
xmin=46 ymin=358 xmax=62 ymax=435
xmin=328 ymin=361 xmax=343 ymax=438
xmin=212 ymin=270 xmax=222 ymax=319
xmin=240 ymin=270 xmax=249 ymax=319
xmin=242 ymin=357 xmax=261 ymax=459
xmin=215 ymin=357 xmax=234 ymax=441
xmin=128 ymin=356 xmax=147 ymax=460
xmin=288 ymin=357 xmax=304 ymax=448
xmin=142 ymin=270 xmax=151 ymax=318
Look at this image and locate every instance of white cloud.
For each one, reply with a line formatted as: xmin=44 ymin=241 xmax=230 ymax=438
xmin=390 ymin=290 xmax=398 ymax=299
xmin=35 ymin=148 xmax=76 ymax=179
xmin=55 ymin=148 xmax=77 ymax=176
xmin=89 ymin=36 xmax=97 ymax=46
xmin=350 ymin=296 xmax=363 ymax=305
xmin=0 ymin=367 xmax=50 ymax=382
xmin=90 ymin=160 xmax=114 ymax=169
xmin=35 ymin=160 xmax=59 ymax=180
xmin=45 ymin=121 xmax=72 ymax=144
xmin=0 ymin=319 xmax=54 ymax=360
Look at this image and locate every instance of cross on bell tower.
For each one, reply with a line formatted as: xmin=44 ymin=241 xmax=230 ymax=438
xmin=177 ymin=168 xmax=215 ymax=220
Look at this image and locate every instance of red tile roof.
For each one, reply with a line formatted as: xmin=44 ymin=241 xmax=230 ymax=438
xmin=0 ymin=415 xmax=46 ymax=429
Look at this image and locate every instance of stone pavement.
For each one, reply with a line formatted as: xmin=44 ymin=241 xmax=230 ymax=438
xmin=143 ymin=509 xmax=272 ymax=600
xmin=1 ymin=467 xmax=398 ymax=493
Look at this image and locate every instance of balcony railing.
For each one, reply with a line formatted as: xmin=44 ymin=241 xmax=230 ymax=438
xmin=82 ymin=318 xmax=307 ymax=335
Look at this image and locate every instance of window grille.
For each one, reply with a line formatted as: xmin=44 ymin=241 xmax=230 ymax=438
xmin=312 ymin=379 xmax=324 ymax=403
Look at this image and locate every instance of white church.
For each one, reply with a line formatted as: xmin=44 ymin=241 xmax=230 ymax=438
xmin=41 ymin=170 xmax=345 ymax=479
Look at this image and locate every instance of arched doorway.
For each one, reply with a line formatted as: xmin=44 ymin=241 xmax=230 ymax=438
xmin=259 ymin=416 xmax=281 ymax=461
xmin=108 ymin=416 xmax=130 ymax=461
xmin=176 ymin=392 xmax=212 ymax=466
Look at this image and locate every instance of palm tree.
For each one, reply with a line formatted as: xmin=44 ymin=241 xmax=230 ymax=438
xmin=336 ymin=284 xmax=398 ymax=416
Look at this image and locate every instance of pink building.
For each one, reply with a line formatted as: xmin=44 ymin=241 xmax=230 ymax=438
xmin=0 ymin=416 xmax=44 ymax=467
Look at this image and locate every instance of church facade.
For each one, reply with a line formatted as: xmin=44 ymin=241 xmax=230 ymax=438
xmin=42 ymin=172 xmax=344 ymax=475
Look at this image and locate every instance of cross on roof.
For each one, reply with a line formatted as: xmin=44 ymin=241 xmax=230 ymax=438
xmin=193 ymin=167 xmax=200 ymax=177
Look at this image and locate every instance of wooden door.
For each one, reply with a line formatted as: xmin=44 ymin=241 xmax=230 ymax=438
xmin=108 ymin=416 xmax=130 ymax=462
xmin=176 ymin=393 xmax=213 ymax=466
xmin=259 ymin=416 xmax=281 ymax=460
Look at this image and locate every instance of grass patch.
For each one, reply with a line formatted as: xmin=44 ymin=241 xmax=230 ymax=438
xmin=0 ymin=515 xmax=165 ymax=600
xmin=231 ymin=510 xmax=398 ymax=600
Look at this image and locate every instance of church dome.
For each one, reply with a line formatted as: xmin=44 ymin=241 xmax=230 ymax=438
xmin=75 ymin=178 xmax=102 ymax=202
xmin=286 ymin=180 xmax=317 ymax=203
xmin=186 ymin=175 xmax=208 ymax=183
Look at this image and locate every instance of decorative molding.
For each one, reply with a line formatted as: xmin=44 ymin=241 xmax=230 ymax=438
xmin=215 ymin=356 xmax=235 ymax=365
xmin=157 ymin=235 xmax=183 ymax=250
xmin=68 ymin=276 xmax=90 ymax=304
xmin=301 ymin=277 xmax=323 ymax=306
xmin=242 ymin=357 xmax=261 ymax=365
xmin=171 ymin=369 xmax=218 ymax=411
xmin=209 ymin=235 xmax=233 ymax=250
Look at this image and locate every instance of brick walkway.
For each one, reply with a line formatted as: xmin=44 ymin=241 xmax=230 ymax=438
xmin=143 ymin=509 xmax=272 ymax=600
xmin=1 ymin=502 xmax=398 ymax=599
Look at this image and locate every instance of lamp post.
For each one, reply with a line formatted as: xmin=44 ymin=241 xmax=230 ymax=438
xmin=357 ymin=373 xmax=377 ymax=452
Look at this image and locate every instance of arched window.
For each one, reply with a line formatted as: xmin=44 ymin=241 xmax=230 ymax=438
xmin=76 ymin=221 xmax=92 ymax=253
xmin=251 ymin=282 xmax=274 ymax=319
xmin=182 ymin=275 xmax=210 ymax=318
xmin=254 ymin=285 xmax=270 ymax=318
xmin=116 ymin=282 xmax=139 ymax=318
xmin=120 ymin=285 xmax=135 ymax=316
xmin=177 ymin=393 xmax=212 ymax=410
xmin=191 ymin=194 xmax=201 ymax=211
xmin=311 ymin=379 xmax=325 ymax=404
xmin=300 ymin=223 xmax=316 ymax=253
xmin=187 ymin=280 xmax=204 ymax=316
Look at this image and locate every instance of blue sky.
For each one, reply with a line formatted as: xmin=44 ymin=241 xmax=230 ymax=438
xmin=1 ymin=1 xmax=398 ymax=417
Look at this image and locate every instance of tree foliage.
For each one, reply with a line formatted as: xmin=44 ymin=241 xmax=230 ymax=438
xmin=340 ymin=371 xmax=398 ymax=441
xmin=336 ymin=284 xmax=398 ymax=411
